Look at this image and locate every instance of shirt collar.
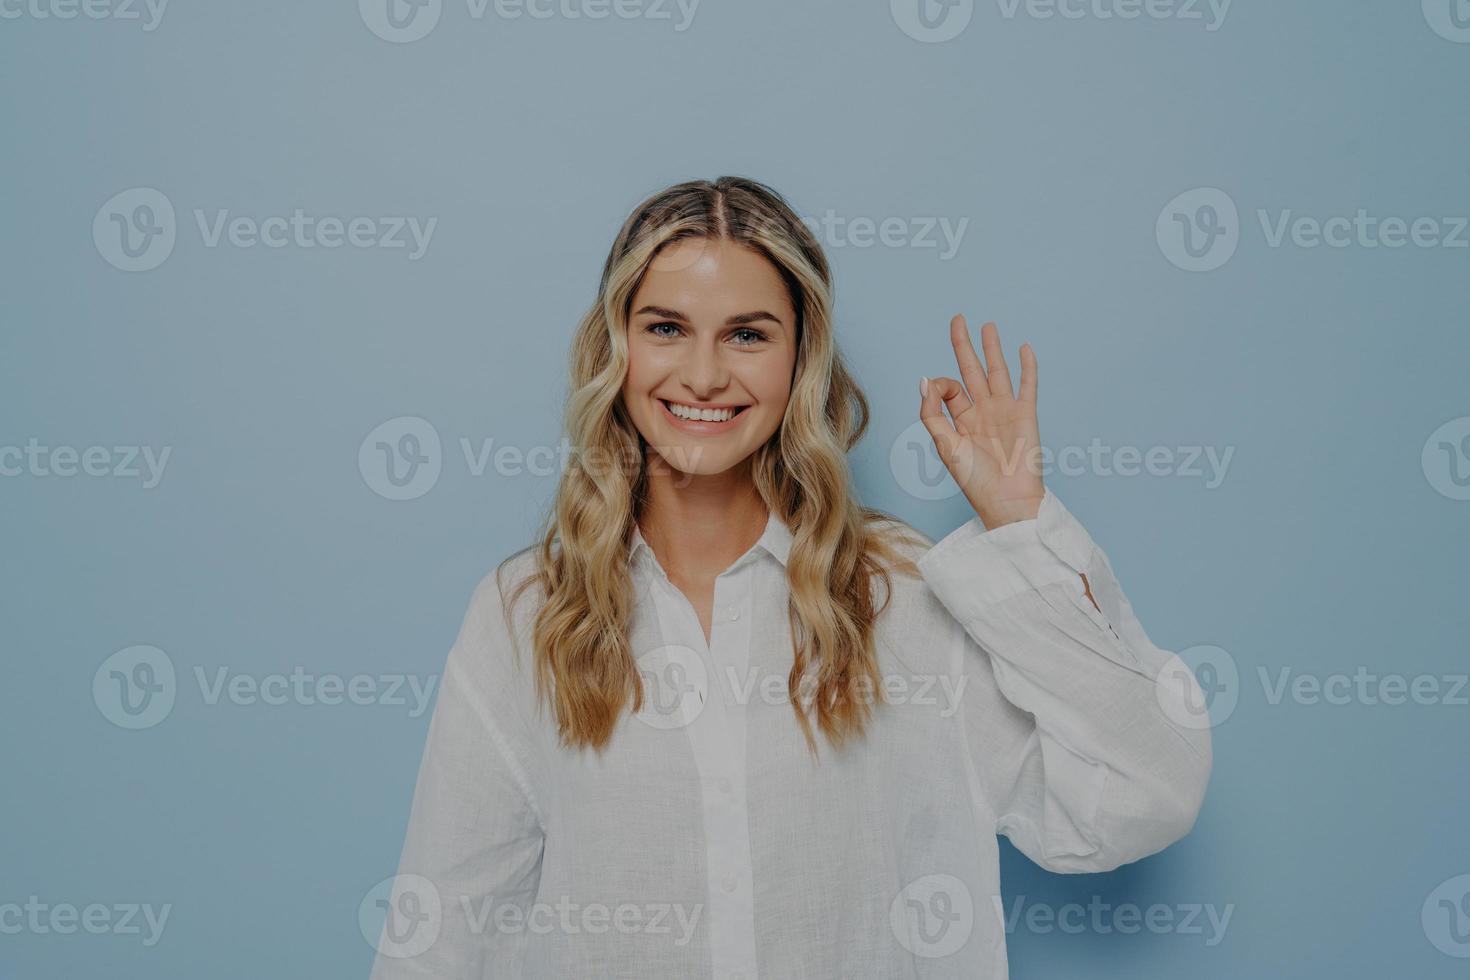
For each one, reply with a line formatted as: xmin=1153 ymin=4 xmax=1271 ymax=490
xmin=628 ymin=509 xmax=792 ymax=571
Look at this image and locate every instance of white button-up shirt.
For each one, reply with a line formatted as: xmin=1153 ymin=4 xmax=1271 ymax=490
xmin=368 ymin=488 xmax=1212 ymax=978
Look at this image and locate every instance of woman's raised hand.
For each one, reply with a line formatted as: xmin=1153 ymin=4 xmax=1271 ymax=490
xmin=918 ymin=315 xmax=1046 ymax=529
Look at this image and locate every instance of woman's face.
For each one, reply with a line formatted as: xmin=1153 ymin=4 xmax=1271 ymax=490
xmin=621 ymin=237 xmax=799 ymax=479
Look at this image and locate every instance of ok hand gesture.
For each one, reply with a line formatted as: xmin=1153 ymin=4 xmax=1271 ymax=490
xmin=919 ymin=315 xmax=1046 ymax=530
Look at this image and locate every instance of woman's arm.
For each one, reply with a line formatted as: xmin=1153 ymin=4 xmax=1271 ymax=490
xmin=369 ymin=574 xmax=547 ymax=977
xmin=913 ymin=315 xmax=1210 ymax=869
xmin=917 ymin=488 xmax=1212 ymax=872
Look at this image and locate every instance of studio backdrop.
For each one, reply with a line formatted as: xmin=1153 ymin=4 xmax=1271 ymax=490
xmin=2 ymin=1 xmax=1467 ymax=977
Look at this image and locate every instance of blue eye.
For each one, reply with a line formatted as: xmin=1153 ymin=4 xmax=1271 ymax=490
xmin=647 ymin=321 xmax=681 ymax=337
xmin=732 ymin=328 xmax=768 ymax=346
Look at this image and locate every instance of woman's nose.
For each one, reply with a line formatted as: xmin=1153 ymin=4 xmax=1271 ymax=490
xmin=678 ymin=342 xmax=729 ymax=396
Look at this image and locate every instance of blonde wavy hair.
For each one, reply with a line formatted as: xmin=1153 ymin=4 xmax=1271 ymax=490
xmin=501 ymin=175 xmax=926 ymax=759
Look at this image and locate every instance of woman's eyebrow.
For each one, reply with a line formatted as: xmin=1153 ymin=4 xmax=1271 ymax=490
xmin=633 ymin=305 xmax=784 ymax=327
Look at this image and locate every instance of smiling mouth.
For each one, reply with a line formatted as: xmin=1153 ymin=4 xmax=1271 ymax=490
xmin=658 ymin=399 xmax=750 ymax=426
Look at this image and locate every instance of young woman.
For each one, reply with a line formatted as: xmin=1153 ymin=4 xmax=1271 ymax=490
xmin=368 ymin=176 xmax=1212 ymax=978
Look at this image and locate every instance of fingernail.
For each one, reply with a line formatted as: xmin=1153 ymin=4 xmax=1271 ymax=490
xmin=920 ymin=376 xmax=929 ymax=397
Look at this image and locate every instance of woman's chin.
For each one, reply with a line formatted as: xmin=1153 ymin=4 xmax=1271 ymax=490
xmin=645 ymin=445 xmax=751 ymax=481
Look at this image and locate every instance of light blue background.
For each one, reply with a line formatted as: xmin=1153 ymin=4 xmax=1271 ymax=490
xmin=3 ymin=0 xmax=1468 ymax=976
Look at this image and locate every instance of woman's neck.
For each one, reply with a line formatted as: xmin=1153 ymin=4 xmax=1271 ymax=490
xmin=636 ymin=458 xmax=770 ymax=583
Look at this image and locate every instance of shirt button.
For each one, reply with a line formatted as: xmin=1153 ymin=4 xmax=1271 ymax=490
xmin=717 ymin=777 xmax=732 ymax=794
xmin=728 ymin=608 xmax=740 ymax=621
xmin=721 ymin=874 xmax=737 ymax=892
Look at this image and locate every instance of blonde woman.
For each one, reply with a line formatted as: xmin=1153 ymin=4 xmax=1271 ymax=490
xmin=368 ymin=176 xmax=1212 ymax=978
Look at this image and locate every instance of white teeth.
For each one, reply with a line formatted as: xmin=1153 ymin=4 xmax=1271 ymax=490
xmin=666 ymin=401 xmax=738 ymax=422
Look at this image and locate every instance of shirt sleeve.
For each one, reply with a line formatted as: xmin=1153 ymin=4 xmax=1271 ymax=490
xmin=915 ymin=487 xmax=1212 ymax=874
xmin=369 ymin=572 xmax=547 ymax=978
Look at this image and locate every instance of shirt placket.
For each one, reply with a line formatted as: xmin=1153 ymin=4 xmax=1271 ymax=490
xmin=646 ymin=557 xmax=759 ymax=980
